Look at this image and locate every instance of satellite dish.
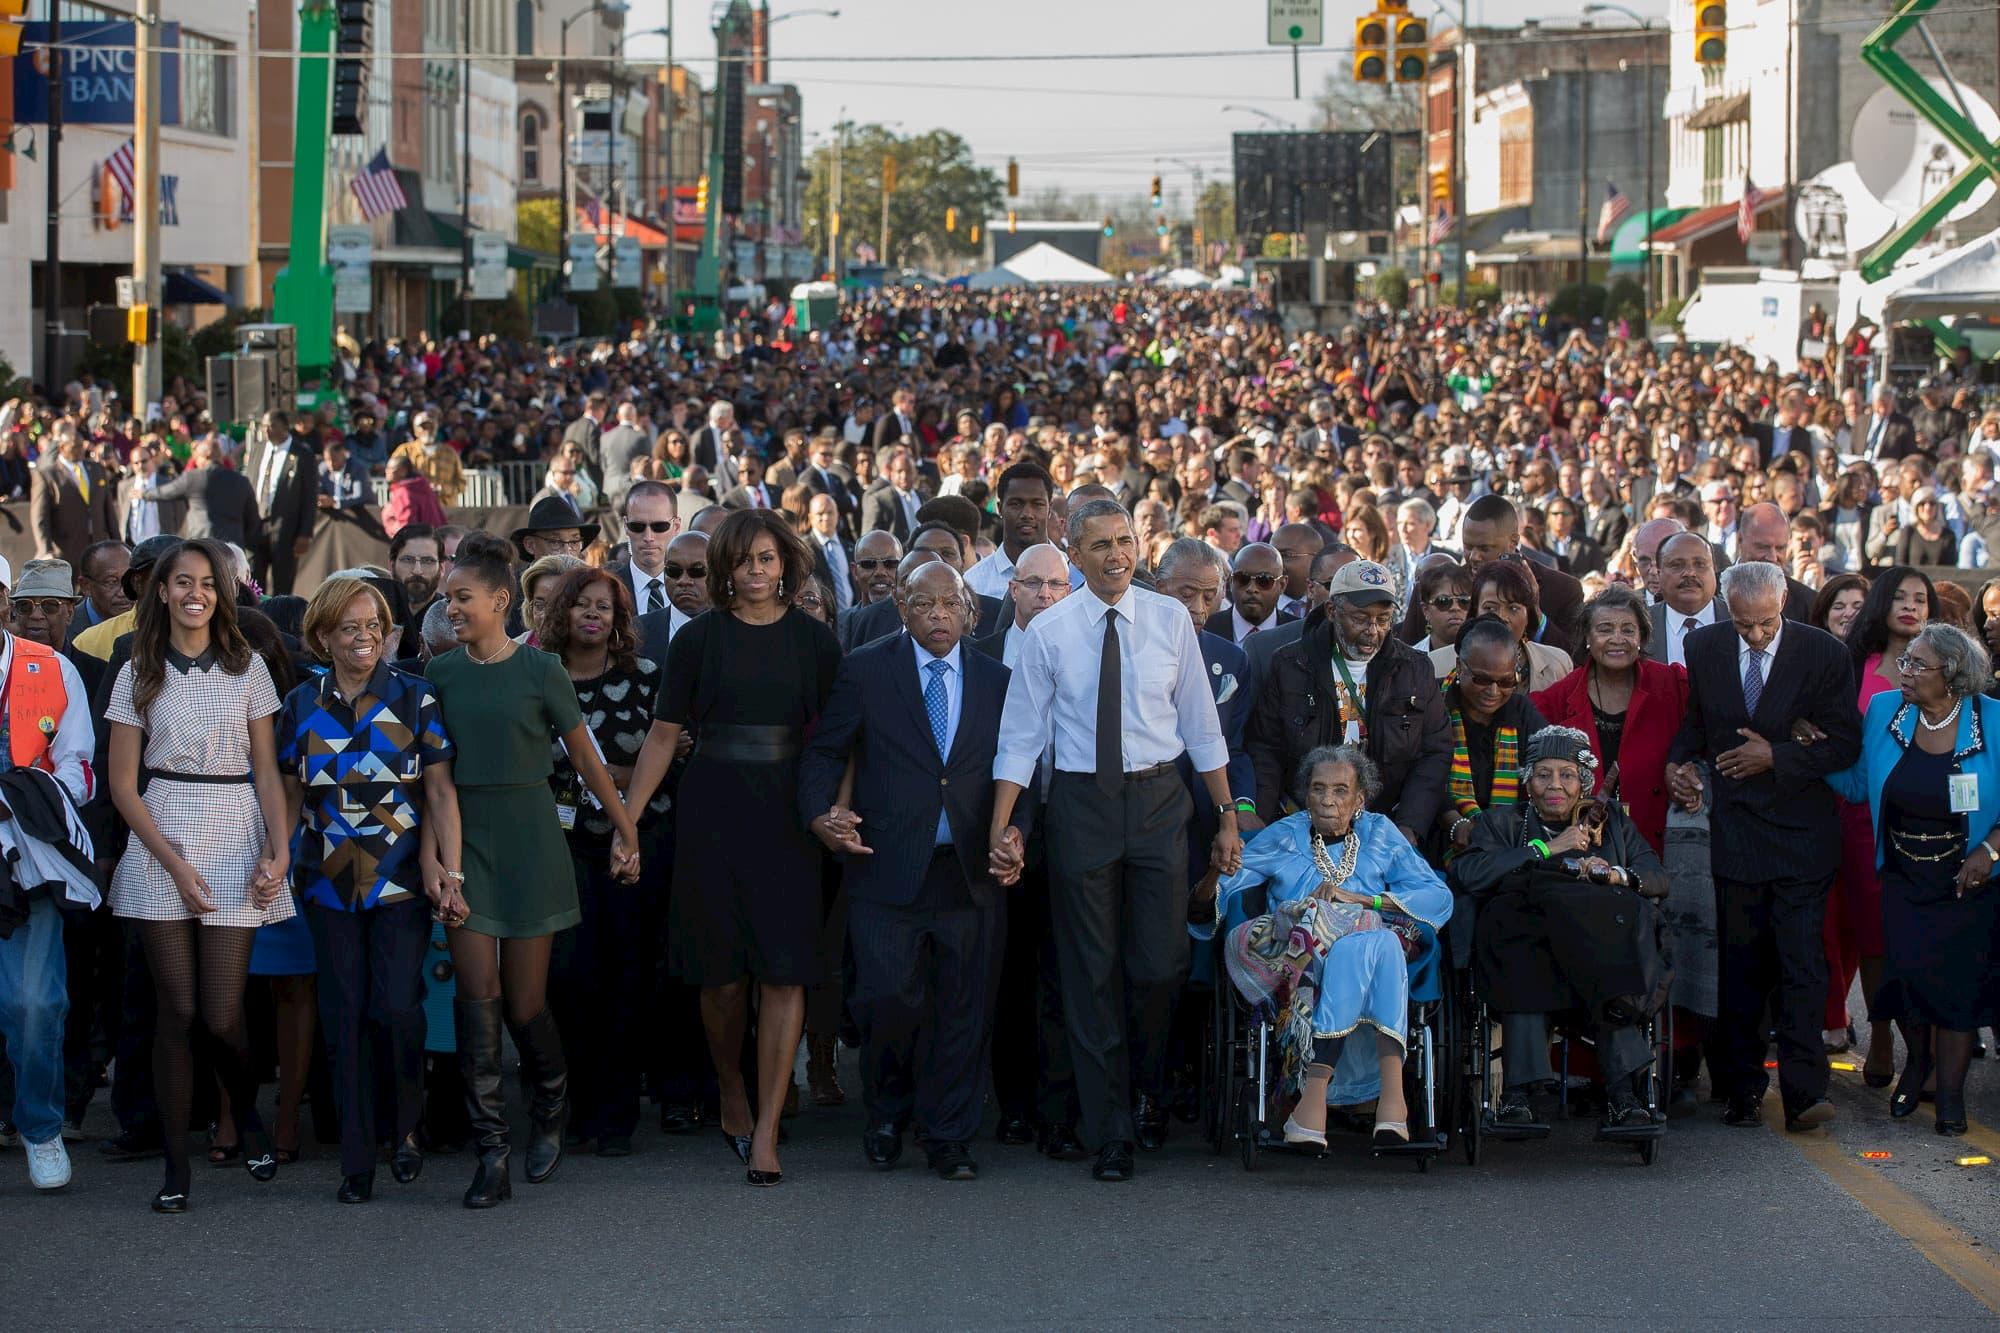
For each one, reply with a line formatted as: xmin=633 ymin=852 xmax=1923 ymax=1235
xmin=1850 ymin=81 xmax=2000 ymax=224
xmin=1793 ymin=162 xmax=1901 ymax=256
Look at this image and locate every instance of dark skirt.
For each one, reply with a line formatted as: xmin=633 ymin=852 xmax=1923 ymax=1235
xmin=668 ymin=753 xmax=823 ymax=987
xmin=1874 ymin=863 xmax=2000 ymax=1030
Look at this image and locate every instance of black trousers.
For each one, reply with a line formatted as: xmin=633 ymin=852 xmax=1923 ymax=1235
xmin=850 ymin=848 xmax=1002 ymax=1148
xmin=1715 ymin=873 xmax=1832 ymax=1113
xmin=642 ymin=817 xmax=715 ymax=1107
xmin=109 ymin=920 xmax=160 ymax=1137
xmin=1045 ymin=769 xmax=1192 ymax=1151
xmin=990 ymin=853 xmax=1077 ymax=1129
xmin=305 ymin=896 xmax=430 ymax=1176
xmin=550 ymin=849 xmax=648 ymax=1139
xmin=61 ymin=905 xmax=123 ymax=1122
xmin=254 ymin=526 xmax=301 ymax=598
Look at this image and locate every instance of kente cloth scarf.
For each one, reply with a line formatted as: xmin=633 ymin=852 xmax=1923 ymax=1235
xmin=1448 ymin=706 xmax=1518 ymax=820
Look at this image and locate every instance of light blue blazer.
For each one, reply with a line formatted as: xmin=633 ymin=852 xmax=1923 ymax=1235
xmin=1826 ymin=691 xmax=2000 ymax=870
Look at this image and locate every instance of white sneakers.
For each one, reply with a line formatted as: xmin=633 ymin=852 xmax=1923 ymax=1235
xmin=26 ymin=1137 xmax=71 ymax=1191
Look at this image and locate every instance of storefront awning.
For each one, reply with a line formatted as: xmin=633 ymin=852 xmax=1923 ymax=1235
xmin=1609 ymin=207 xmax=1693 ymax=267
xmin=1684 ymin=91 xmax=1751 ymax=131
xmin=163 ymin=269 xmax=231 ymax=305
xmin=573 ymin=205 xmax=671 ymax=249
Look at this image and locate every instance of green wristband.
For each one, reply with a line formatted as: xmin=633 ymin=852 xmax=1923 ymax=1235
xmin=1529 ymin=839 xmax=1550 ymax=858
xmin=1234 ymin=799 xmax=1257 ymax=814
xmin=1371 ymin=894 xmax=1383 ymax=910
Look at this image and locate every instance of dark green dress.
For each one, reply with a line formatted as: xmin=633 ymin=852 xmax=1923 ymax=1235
xmin=427 ymin=645 xmax=585 ymax=938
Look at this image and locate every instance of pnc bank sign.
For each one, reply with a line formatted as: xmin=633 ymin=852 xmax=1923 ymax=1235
xmin=11 ymin=21 xmax=182 ymax=127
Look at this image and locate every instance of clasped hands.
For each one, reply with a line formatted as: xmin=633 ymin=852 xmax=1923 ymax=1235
xmin=812 ymin=804 xmax=872 ymax=857
xmin=1668 ymin=725 xmax=1777 ymax=811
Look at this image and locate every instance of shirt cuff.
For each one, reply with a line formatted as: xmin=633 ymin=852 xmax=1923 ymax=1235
xmin=992 ymin=754 xmax=1038 ymax=788
xmin=1185 ymin=741 xmax=1230 ymax=775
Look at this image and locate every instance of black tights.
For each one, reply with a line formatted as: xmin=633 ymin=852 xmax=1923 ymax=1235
xmin=446 ymin=928 xmax=552 ymax=1028
xmin=141 ymin=921 xmax=261 ymax=1194
xmin=1898 ymin=1020 xmax=1977 ymax=1107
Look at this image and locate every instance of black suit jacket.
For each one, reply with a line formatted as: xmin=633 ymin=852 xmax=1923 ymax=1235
xmin=869 ymin=412 xmax=913 ymax=457
xmin=1668 ymin=620 xmax=1860 ymax=882
xmin=844 ymin=590 xmax=1005 ymax=650
xmin=798 ymin=633 xmax=1016 ymax=907
xmin=1201 ymin=607 xmax=1300 ymax=646
xmin=1552 ymin=534 xmax=1607 ymax=578
xmin=1523 ymin=558 xmax=1584 ymax=658
xmin=241 ymin=436 xmax=320 ymax=546
xmin=143 ymin=464 xmax=260 ymax=545
xmin=860 ymin=484 xmax=922 ymax=542
xmin=1783 ymin=576 xmax=1816 ymax=625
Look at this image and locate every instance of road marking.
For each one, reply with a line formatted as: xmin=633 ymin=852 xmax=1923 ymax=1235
xmin=1829 ymin=1064 xmax=2000 ymax=1160
xmin=1766 ymin=1092 xmax=2000 ymax=1315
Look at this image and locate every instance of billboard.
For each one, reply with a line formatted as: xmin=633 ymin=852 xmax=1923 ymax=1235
xmin=13 ymin=22 xmax=181 ymax=126
xmin=1232 ymin=131 xmax=1394 ymax=236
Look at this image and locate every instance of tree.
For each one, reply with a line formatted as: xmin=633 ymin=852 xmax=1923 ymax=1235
xmin=1195 ymin=180 xmax=1236 ymax=246
xmin=801 ymin=124 xmax=1005 ymax=270
xmin=517 ymin=197 xmax=562 ymax=257
xmin=1314 ymin=75 xmax=1422 ymax=132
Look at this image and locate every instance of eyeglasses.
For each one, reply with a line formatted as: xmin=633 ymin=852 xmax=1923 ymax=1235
xmin=1231 ymin=572 xmax=1281 ymax=590
xmin=663 ymin=563 xmax=706 ymax=580
xmin=1896 ymin=654 xmax=1942 ymax=675
xmin=1462 ymin=670 xmax=1521 ymax=690
xmin=625 ymin=520 xmax=675 ymax=534
xmin=795 ymin=592 xmax=825 ymax=610
xmin=394 ymin=554 xmax=440 ymax=570
xmin=1427 ymin=594 xmax=1472 ymax=610
xmin=537 ymin=536 xmax=585 ymax=552
xmin=854 ymin=558 xmax=898 ymax=572
xmin=9 ymin=598 xmax=70 ymax=618
xmin=1012 ymin=577 xmax=1066 ymax=594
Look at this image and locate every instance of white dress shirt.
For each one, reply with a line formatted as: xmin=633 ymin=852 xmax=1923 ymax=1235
xmin=625 ymin=562 xmax=669 ymax=618
xmin=1230 ymin=607 xmax=1279 ymax=643
xmin=816 ymin=532 xmax=854 ymax=610
xmin=664 ymin=605 xmax=694 ymax=642
xmin=895 ymin=487 xmax=920 ymax=530
xmin=914 ymin=638 xmax=962 ymax=845
xmin=964 ymin=545 xmax=1083 ymax=600
xmin=1666 ymin=601 xmax=1719 ymax=669
xmin=995 ymin=584 xmax=1228 ymax=788
xmin=1739 ymin=622 xmax=1781 ymax=697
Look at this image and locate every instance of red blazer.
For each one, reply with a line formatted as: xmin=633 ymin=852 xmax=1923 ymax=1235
xmin=1531 ymin=657 xmax=1688 ymax=857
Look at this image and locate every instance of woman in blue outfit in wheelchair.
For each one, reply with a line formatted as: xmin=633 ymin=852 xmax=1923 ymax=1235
xmin=1212 ymin=744 xmax=1452 ymax=1151
xmin=1450 ymin=725 xmax=1672 ymax=1140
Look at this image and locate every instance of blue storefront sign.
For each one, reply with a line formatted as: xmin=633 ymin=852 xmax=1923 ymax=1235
xmin=12 ymin=22 xmax=181 ymax=127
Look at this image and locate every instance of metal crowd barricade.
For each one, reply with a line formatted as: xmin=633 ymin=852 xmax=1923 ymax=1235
xmin=461 ymin=468 xmax=507 ymax=507
xmin=497 ymin=461 xmax=544 ymax=505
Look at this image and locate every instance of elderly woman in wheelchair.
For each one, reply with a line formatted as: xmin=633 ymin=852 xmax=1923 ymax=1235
xmin=1211 ymin=744 xmax=1452 ymax=1151
xmin=1449 ymin=725 xmax=1673 ymax=1141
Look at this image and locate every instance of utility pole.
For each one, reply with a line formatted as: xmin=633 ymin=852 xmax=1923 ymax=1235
xmin=1576 ymin=58 xmax=1590 ymax=289
xmin=828 ymin=115 xmax=845 ymax=280
xmin=40 ymin=1 xmax=61 ymax=394
xmin=458 ymin=0 xmax=472 ymax=334
xmin=1449 ymin=0 xmax=1467 ymax=306
xmin=877 ymin=155 xmax=890 ymax=270
xmin=132 ymin=0 xmax=162 ymax=409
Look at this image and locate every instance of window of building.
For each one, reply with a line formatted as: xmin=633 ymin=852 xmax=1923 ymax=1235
xmin=178 ymin=31 xmax=230 ymax=135
xmin=516 ymin=0 xmax=535 ymax=56
xmin=521 ymin=108 xmax=541 ymax=183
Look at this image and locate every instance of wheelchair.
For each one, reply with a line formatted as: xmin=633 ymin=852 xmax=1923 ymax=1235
xmin=1442 ymin=902 xmax=1671 ymax=1169
xmin=1201 ymin=882 xmax=1451 ymax=1173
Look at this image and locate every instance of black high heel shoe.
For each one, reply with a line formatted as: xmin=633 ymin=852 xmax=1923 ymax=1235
xmin=746 ymin=1167 xmax=782 ymax=1186
xmin=1935 ymin=1092 xmax=1969 ymax=1136
xmin=719 ymin=1127 xmax=752 ymax=1165
xmin=1890 ymin=1057 xmax=1932 ymax=1119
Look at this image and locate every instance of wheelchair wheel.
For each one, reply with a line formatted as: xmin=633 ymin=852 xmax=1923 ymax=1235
xmin=1639 ymin=1134 xmax=1661 ymax=1166
xmin=1460 ymin=1004 xmax=1486 ymax=1167
xmin=1237 ymin=1083 xmax=1262 ymax=1172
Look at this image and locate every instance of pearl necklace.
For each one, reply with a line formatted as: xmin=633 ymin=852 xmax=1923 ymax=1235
xmin=1919 ymin=700 xmax=1962 ymax=733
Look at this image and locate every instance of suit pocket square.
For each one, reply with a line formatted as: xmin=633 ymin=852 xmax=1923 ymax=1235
xmin=1216 ymin=674 xmax=1238 ymax=705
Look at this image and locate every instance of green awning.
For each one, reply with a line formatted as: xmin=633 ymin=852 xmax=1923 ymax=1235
xmin=418 ymin=212 xmax=553 ymax=270
xmin=1610 ymin=207 xmax=1692 ymax=267
xmin=507 ymin=243 xmax=557 ymax=272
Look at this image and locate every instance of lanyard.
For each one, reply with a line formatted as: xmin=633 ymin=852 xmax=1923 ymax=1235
xmin=1330 ymin=653 xmax=1368 ymax=742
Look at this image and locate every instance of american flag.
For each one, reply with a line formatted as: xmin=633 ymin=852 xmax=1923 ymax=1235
xmin=1595 ymin=182 xmax=1633 ymax=244
xmin=1737 ymin=175 xmax=1767 ymax=244
xmin=349 ymin=147 xmax=408 ymax=221
xmin=1431 ymin=201 xmax=1456 ymax=242
xmin=104 ymin=136 xmax=136 ymax=212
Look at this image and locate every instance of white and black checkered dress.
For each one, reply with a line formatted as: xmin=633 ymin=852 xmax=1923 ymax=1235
xmin=107 ymin=651 xmax=291 ymax=928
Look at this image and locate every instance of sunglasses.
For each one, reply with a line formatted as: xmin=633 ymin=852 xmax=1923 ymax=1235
xmin=10 ymin=598 xmax=71 ymax=618
xmin=663 ymin=564 xmax=706 ymax=580
xmin=1427 ymin=594 xmax=1472 ymax=610
xmin=626 ymin=520 xmax=675 ymax=534
xmin=854 ymin=558 xmax=898 ymax=572
xmin=1463 ymin=669 xmax=1522 ymax=690
xmin=1231 ymin=572 xmax=1281 ymax=590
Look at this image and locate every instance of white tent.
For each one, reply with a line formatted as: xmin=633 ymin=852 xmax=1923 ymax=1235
xmin=1839 ymin=225 xmax=2000 ymax=334
xmin=1157 ymin=267 xmax=1212 ymax=289
xmin=966 ymin=241 xmax=1114 ymax=289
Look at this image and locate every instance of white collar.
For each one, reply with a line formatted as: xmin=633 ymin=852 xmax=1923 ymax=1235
xmin=1741 ymin=622 xmax=1782 ymax=661
xmin=913 ymin=637 xmax=963 ymax=676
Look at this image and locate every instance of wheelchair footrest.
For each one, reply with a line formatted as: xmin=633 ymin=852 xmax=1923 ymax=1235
xmin=1370 ymin=1132 xmax=1446 ymax=1158
xmin=1481 ymin=1116 xmax=1553 ymax=1141
xmin=1595 ymin=1121 xmax=1665 ymax=1143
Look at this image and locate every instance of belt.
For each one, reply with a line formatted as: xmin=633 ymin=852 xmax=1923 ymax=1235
xmin=1054 ymin=762 xmax=1176 ymax=784
xmin=695 ymin=724 xmax=803 ymax=765
xmin=142 ymin=768 xmax=252 ymax=785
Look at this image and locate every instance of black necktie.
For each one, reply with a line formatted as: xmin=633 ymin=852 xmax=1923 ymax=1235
xmin=645 ymin=577 xmax=664 ymax=616
xmin=1095 ymin=610 xmax=1122 ymax=798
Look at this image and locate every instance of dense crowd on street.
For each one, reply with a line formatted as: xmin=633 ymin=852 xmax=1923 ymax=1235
xmin=0 ymin=283 xmax=1996 ymax=1209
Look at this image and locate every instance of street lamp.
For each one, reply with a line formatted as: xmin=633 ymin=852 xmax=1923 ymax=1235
xmin=1584 ymin=2 xmax=1658 ymax=311
xmin=558 ymin=0 xmax=629 ymax=293
xmin=1223 ymin=104 xmax=1296 ymax=130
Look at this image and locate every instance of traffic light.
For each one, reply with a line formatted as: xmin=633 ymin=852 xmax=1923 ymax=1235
xmin=1102 ymin=216 xmax=1114 ymax=238
xmin=0 ymin=0 xmax=26 ymax=57
xmin=695 ymin=174 xmax=709 ymax=212
xmin=1354 ymin=15 xmax=1388 ymax=82
xmin=969 ymin=223 xmax=980 ymax=244
xmin=829 ymin=207 xmax=840 ymax=237
xmin=1393 ymin=16 xmax=1427 ymax=81
xmin=127 ymin=306 xmax=155 ymax=344
xmin=1006 ymin=211 xmax=1017 ymax=234
xmin=881 ymin=154 xmax=897 ymax=194
xmin=1150 ymin=175 xmax=1162 ymax=208
xmin=1693 ymin=1 xmax=1726 ymax=64
xmin=1006 ymin=157 xmax=1019 ymax=196
xmin=1431 ymin=170 xmax=1451 ymax=202
xmin=945 ymin=206 xmax=956 ymax=232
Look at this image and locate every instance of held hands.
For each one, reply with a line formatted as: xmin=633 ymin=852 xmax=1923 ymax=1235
xmin=989 ymin=826 xmax=1025 ymax=887
xmin=811 ymin=804 xmax=872 ymax=857
xmin=1716 ymin=728 xmax=1774 ymax=780
xmin=609 ymin=829 xmax=642 ymax=884
xmin=1790 ymin=718 xmax=1828 ymax=746
xmin=1667 ymin=762 xmax=1705 ymax=812
xmin=1211 ymin=822 xmax=1244 ymax=878
xmin=249 ymin=850 xmax=289 ymax=910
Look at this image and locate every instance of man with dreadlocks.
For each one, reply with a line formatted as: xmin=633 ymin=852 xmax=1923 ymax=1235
xmin=1449 ymin=725 xmax=1673 ymax=1143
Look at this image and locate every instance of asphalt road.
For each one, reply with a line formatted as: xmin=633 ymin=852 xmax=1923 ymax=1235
xmin=7 ymin=1021 xmax=2000 ymax=1328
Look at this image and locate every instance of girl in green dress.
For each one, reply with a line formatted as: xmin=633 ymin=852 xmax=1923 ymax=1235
xmin=424 ymin=532 xmax=641 ymax=1209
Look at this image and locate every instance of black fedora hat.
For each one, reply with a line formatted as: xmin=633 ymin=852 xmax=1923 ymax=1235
xmin=510 ymin=495 xmax=599 ymax=557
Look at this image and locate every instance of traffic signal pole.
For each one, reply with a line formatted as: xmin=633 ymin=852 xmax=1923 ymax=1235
xmin=270 ymin=0 xmax=338 ymax=375
xmin=132 ymin=0 xmax=161 ymax=409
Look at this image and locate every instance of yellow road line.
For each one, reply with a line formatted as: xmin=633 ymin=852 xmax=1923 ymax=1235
xmin=1829 ymin=1065 xmax=2000 ymax=1160
xmin=1767 ymin=1093 xmax=2000 ymax=1316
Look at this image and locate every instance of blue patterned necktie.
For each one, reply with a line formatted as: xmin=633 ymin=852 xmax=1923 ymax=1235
xmin=924 ymin=659 xmax=951 ymax=759
xmin=1742 ymin=646 xmax=1765 ymax=716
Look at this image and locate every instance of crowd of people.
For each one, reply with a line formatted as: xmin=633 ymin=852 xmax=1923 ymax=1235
xmin=0 ymin=284 xmax=1996 ymax=1210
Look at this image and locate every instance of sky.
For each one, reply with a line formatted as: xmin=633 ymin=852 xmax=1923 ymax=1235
xmin=621 ymin=0 xmax=1671 ymax=212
